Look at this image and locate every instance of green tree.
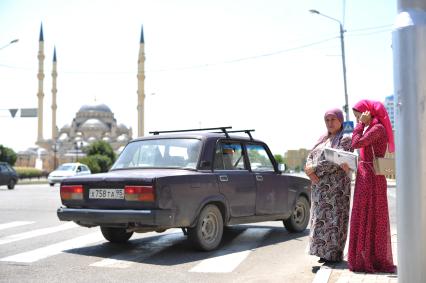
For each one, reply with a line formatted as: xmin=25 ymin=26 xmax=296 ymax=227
xmin=84 ymin=141 xmax=116 ymax=162
xmin=79 ymin=156 xmax=101 ymax=173
xmin=0 ymin=145 xmax=17 ymax=166
xmin=81 ymin=141 xmax=116 ymax=173
xmin=274 ymin=154 xmax=284 ymax=164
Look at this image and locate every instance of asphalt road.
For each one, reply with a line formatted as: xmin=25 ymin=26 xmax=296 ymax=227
xmin=0 ymin=183 xmax=320 ymax=283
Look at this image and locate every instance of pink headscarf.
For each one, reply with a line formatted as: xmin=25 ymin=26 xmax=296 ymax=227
xmin=352 ymin=100 xmax=395 ymax=153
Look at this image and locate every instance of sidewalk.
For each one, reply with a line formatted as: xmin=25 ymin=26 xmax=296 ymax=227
xmin=313 ymin=179 xmax=397 ymax=283
xmin=324 ymin=233 xmax=398 ymax=283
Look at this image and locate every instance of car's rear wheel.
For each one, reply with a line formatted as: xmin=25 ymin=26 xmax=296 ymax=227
xmin=284 ymin=196 xmax=310 ymax=232
xmin=188 ymin=204 xmax=223 ymax=251
xmin=49 ymin=183 xmax=55 ymax=187
xmin=100 ymin=227 xmax=133 ymax=243
xmin=7 ymin=179 xmax=16 ymax=190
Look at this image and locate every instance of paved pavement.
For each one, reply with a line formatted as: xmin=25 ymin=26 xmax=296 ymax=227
xmin=313 ymin=179 xmax=398 ymax=283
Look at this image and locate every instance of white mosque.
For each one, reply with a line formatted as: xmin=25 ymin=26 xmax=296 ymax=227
xmin=16 ymin=24 xmax=146 ymax=171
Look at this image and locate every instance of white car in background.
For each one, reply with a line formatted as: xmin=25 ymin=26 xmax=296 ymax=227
xmin=48 ymin=163 xmax=91 ymax=186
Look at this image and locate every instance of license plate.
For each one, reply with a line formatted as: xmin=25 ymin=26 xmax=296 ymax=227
xmin=89 ymin=188 xmax=124 ymax=199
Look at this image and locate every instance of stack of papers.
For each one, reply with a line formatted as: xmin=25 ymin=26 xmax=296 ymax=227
xmin=324 ymin=147 xmax=358 ymax=171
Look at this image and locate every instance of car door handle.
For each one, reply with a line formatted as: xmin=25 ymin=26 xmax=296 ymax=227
xmin=256 ymin=175 xmax=263 ymax=181
xmin=219 ymin=175 xmax=228 ymax=182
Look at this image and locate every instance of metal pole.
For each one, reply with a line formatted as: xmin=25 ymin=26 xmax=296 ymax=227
xmin=393 ymin=1 xmax=426 ymax=282
xmin=309 ymin=10 xmax=350 ymax=121
xmin=339 ymin=23 xmax=349 ymax=121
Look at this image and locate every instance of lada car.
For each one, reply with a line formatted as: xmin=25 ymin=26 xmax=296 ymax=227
xmin=48 ymin=163 xmax=91 ymax=186
xmin=0 ymin=162 xmax=18 ymax=190
xmin=57 ymin=127 xmax=311 ymax=251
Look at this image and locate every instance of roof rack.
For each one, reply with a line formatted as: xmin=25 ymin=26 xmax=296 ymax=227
xmin=149 ymin=126 xmax=233 ymax=138
xmin=213 ymin=129 xmax=255 ymax=140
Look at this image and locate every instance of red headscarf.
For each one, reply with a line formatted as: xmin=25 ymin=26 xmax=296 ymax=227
xmin=352 ymin=100 xmax=395 ymax=152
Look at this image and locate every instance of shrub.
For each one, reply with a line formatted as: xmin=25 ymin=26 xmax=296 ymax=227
xmin=14 ymin=167 xmax=46 ymax=179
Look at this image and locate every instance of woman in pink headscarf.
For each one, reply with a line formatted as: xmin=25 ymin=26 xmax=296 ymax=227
xmin=348 ymin=99 xmax=396 ymax=273
xmin=304 ymin=108 xmax=353 ymax=263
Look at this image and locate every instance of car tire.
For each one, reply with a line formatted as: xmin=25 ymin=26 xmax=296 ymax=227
xmin=188 ymin=204 xmax=223 ymax=251
xmin=49 ymin=183 xmax=55 ymax=187
xmin=7 ymin=179 xmax=16 ymax=190
xmin=100 ymin=227 xmax=133 ymax=243
xmin=284 ymin=196 xmax=310 ymax=233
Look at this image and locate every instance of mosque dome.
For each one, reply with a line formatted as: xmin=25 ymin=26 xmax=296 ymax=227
xmin=78 ymin=103 xmax=112 ymax=113
xmin=81 ymin=119 xmax=108 ymax=130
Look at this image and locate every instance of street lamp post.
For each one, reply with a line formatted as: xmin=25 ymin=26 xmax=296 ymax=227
xmin=309 ymin=9 xmax=350 ymax=121
xmin=0 ymin=39 xmax=19 ymax=51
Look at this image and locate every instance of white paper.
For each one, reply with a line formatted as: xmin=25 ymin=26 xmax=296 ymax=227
xmin=324 ymin=147 xmax=358 ymax=171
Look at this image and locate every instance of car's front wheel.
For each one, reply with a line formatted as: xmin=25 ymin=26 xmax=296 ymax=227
xmin=100 ymin=227 xmax=133 ymax=243
xmin=7 ymin=179 xmax=16 ymax=190
xmin=284 ymin=196 xmax=310 ymax=232
xmin=188 ymin=204 xmax=223 ymax=251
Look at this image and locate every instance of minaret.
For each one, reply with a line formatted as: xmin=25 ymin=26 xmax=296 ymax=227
xmin=51 ymin=47 xmax=58 ymax=139
xmin=137 ymin=25 xmax=145 ymax=137
xmin=37 ymin=23 xmax=45 ymax=142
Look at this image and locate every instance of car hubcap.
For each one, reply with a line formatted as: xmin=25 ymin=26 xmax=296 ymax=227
xmin=201 ymin=212 xmax=218 ymax=243
xmin=293 ymin=202 xmax=306 ymax=225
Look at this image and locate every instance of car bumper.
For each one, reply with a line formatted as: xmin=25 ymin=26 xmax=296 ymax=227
xmin=57 ymin=207 xmax=174 ymax=227
xmin=48 ymin=177 xmax=66 ymax=183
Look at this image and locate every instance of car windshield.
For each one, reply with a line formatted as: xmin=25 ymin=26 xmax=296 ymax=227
xmin=57 ymin=165 xmax=76 ymax=171
xmin=111 ymin=138 xmax=202 ymax=170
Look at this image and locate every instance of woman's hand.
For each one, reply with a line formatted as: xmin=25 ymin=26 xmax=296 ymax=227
xmin=305 ymin=165 xmax=319 ymax=184
xmin=309 ymin=173 xmax=320 ymax=185
xmin=340 ymin=163 xmax=350 ymax=174
xmin=359 ymin=111 xmax=371 ymax=125
xmin=304 ymin=165 xmax=315 ymax=176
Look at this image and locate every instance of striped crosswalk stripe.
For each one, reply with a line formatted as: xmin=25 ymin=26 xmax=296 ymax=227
xmin=0 ymin=232 xmax=103 ymax=263
xmin=90 ymin=229 xmax=182 ymax=268
xmin=0 ymin=221 xmax=35 ymax=231
xmin=189 ymin=227 xmax=271 ymax=273
xmin=0 ymin=222 xmax=77 ymax=245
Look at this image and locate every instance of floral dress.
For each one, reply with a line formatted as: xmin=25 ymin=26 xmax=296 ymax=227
xmin=306 ymin=134 xmax=352 ymax=261
xmin=348 ymin=122 xmax=395 ymax=273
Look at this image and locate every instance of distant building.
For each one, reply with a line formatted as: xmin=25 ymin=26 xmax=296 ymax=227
xmin=384 ymin=95 xmax=395 ymax=130
xmin=284 ymin=148 xmax=309 ymax=171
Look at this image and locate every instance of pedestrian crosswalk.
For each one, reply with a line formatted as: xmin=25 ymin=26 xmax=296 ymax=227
xmin=0 ymin=220 xmax=276 ymax=272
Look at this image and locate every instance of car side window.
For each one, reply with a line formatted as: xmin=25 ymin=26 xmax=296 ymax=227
xmin=246 ymin=144 xmax=275 ymax=172
xmin=214 ymin=142 xmax=246 ymax=170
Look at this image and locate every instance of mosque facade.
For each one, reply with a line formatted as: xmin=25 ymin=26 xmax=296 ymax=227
xmin=15 ymin=24 xmax=145 ymax=171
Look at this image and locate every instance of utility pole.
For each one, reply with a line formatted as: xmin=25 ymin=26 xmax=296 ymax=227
xmin=393 ymin=0 xmax=426 ymax=282
xmin=309 ymin=10 xmax=350 ymax=121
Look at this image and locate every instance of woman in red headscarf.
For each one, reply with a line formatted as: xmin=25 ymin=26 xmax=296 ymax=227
xmin=348 ymin=99 xmax=396 ymax=273
xmin=304 ymin=108 xmax=353 ymax=263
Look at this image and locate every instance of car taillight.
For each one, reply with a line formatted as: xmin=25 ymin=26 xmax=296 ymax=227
xmin=124 ymin=186 xmax=155 ymax=202
xmin=60 ymin=185 xmax=83 ymax=200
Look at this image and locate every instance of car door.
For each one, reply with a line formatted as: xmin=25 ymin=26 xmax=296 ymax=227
xmin=214 ymin=141 xmax=256 ymax=217
xmin=0 ymin=164 xmax=6 ymax=185
xmin=246 ymin=143 xmax=289 ymax=215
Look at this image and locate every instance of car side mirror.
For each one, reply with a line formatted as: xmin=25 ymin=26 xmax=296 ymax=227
xmin=278 ymin=163 xmax=286 ymax=173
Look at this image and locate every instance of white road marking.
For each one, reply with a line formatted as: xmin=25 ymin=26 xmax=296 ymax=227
xmin=0 ymin=232 xmax=103 ymax=263
xmin=0 ymin=221 xmax=35 ymax=231
xmin=312 ymin=266 xmax=332 ymax=283
xmin=0 ymin=222 xmax=77 ymax=245
xmin=189 ymin=227 xmax=271 ymax=273
xmin=90 ymin=229 xmax=182 ymax=268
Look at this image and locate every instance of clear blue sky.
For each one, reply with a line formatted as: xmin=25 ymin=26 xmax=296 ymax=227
xmin=0 ymin=0 xmax=396 ymax=155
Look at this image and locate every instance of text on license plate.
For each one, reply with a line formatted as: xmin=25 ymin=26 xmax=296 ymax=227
xmin=89 ymin=189 xmax=124 ymax=199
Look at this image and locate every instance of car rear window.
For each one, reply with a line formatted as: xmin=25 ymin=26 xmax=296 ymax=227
xmin=111 ymin=138 xmax=202 ymax=170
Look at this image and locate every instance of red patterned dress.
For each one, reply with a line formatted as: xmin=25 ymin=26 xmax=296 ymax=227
xmin=348 ymin=122 xmax=396 ymax=273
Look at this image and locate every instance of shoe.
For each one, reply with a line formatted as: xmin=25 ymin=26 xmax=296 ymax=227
xmin=318 ymin=258 xmax=326 ymax=263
